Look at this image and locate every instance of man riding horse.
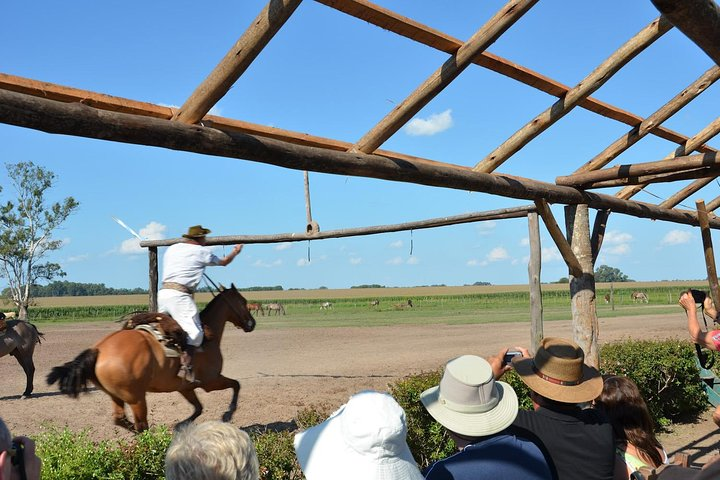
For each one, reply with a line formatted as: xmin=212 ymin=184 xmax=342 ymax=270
xmin=158 ymin=225 xmax=244 ymax=382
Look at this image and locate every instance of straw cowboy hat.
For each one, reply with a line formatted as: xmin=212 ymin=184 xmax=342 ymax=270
xmin=293 ymin=391 xmax=423 ymax=480
xmin=420 ymin=355 xmax=518 ymax=437
xmin=512 ymin=337 xmax=603 ymax=404
xmin=182 ymin=225 xmax=211 ymax=239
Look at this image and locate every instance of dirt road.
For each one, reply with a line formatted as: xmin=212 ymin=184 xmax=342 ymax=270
xmin=1 ymin=313 xmax=718 ymax=465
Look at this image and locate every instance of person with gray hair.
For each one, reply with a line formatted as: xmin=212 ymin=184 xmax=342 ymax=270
xmin=165 ymin=421 xmax=259 ymax=480
xmin=0 ymin=417 xmax=42 ymax=480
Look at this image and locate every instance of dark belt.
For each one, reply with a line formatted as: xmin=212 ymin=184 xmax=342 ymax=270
xmin=162 ymin=282 xmax=195 ymax=294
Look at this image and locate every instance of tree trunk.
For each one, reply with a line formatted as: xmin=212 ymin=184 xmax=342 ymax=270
xmin=18 ymin=303 xmax=28 ymax=320
xmin=565 ymin=204 xmax=600 ymax=368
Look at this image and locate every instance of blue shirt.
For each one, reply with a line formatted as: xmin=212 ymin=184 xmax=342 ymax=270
xmin=424 ymin=433 xmax=554 ymax=480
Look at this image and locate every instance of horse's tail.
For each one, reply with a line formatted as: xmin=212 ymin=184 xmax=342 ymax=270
xmin=46 ymin=348 xmax=98 ymax=398
xmin=27 ymin=321 xmax=44 ymax=345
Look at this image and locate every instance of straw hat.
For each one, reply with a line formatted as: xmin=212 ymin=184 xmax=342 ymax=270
xmin=293 ymin=391 xmax=423 ymax=480
xmin=182 ymin=225 xmax=211 ymax=239
xmin=420 ymin=355 xmax=518 ymax=437
xmin=512 ymin=337 xmax=603 ymax=404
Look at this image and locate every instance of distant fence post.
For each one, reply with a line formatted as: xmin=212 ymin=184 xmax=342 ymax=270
xmin=149 ymin=246 xmax=158 ymax=311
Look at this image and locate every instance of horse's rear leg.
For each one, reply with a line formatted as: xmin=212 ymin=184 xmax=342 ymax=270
xmin=202 ymin=376 xmax=241 ymax=422
xmin=13 ymin=352 xmax=35 ymax=399
xmin=109 ymin=395 xmax=134 ymax=431
xmin=176 ymin=389 xmax=203 ymax=429
xmin=128 ymin=399 xmax=149 ymax=432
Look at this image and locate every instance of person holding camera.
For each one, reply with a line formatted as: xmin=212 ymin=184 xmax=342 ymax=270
xmin=679 ymin=290 xmax=720 ymax=428
xmin=0 ymin=417 xmax=41 ymax=480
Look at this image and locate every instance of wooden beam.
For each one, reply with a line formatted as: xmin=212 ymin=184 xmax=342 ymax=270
xmin=616 ymin=116 xmax=720 ymax=200
xmin=172 ymin=0 xmax=303 ymax=125
xmin=474 ymin=17 xmax=672 ymax=173
xmin=558 ymin=152 xmax=720 ymax=187
xmin=577 ymin=166 xmax=720 ymax=189
xmin=590 ymin=209 xmax=611 ymax=266
xmin=706 ymin=195 xmax=720 ymax=213
xmin=534 ymin=199 xmax=583 ymax=277
xmin=660 ymin=177 xmax=714 ymax=209
xmin=574 ymin=65 xmax=720 ymax=174
xmin=350 ymin=0 xmax=538 ymax=154
xmin=315 ymin=0 xmax=711 ymax=152
xmin=4 ymin=88 xmax=720 ymax=229
xmin=651 ymin=0 xmax=720 ymax=66
xmin=696 ymin=200 xmax=720 ymax=308
xmin=139 ymin=205 xmax=536 ymax=247
xmin=527 ymin=211 xmax=543 ymax=353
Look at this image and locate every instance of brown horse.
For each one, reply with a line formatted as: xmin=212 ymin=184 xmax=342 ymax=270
xmin=248 ymin=302 xmax=264 ymax=316
xmin=47 ymin=284 xmax=256 ymax=431
xmin=0 ymin=319 xmax=44 ymax=398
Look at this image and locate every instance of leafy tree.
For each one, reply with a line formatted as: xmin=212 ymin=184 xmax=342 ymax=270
xmin=594 ymin=264 xmax=632 ymax=283
xmin=0 ymin=162 xmax=79 ymax=318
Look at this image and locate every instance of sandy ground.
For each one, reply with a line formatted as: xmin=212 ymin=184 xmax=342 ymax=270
xmin=1 ymin=313 xmax=719 ymax=467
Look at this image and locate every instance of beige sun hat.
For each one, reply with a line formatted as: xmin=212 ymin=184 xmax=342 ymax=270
xmin=512 ymin=337 xmax=603 ymax=404
xmin=293 ymin=391 xmax=424 ymax=480
xmin=420 ymin=355 xmax=518 ymax=437
xmin=182 ymin=225 xmax=211 ymax=239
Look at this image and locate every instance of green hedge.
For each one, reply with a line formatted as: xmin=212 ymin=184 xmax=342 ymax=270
xmin=31 ymin=339 xmax=713 ymax=479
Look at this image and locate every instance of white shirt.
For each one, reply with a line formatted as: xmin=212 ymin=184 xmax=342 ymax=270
xmin=161 ymin=242 xmax=221 ymax=290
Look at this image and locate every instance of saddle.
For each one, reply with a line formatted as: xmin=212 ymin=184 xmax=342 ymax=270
xmin=120 ymin=312 xmax=187 ymax=356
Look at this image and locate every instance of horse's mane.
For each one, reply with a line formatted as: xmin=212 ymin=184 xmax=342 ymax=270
xmin=200 ymin=286 xmax=238 ymax=319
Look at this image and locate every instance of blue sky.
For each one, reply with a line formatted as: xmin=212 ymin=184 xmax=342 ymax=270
xmin=1 ymin=1 xmax=719 ymax=290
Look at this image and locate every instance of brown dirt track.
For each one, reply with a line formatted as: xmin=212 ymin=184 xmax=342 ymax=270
xmin=1 ymin=313 xmax=719 ymax=467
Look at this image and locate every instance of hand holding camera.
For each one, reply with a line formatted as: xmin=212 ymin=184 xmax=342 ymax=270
xmin=7 ymin=436 xmax=40 ymax=480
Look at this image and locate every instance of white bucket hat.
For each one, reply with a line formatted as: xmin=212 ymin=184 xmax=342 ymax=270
xmin=293 ymin=391 xmax=424 ymax=480
xmin=420 ymin=355 xmax=518 ymax=437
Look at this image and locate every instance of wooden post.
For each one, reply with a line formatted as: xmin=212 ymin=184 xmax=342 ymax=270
xmin=527 ymin=211 xmax=543 ymax=353
xmin=696 ymin=200 xmax=720 ymax=307
xmin=565 ymin=204 xmax=600 ymax=368
xmin=149 ymin=246 xmax=158 ymax=312
xmin=610 ymin=282 xmax=615 ymax=311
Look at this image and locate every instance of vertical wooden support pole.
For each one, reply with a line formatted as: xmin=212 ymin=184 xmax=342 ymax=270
xmin=696 ymin=200 xmax=720 ymax=307
xmin=527 ymin=211 xmax=544 ymax=353
xmin=610 ymin=282 xmax=615 ymax=311
xmin=149 ymin=246 xmax=158 ymax=312
xmin=565 ymin=205 xmax=600 ymax=368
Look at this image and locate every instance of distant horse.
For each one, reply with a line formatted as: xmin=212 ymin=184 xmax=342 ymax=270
xmin=320 ymin=302 xmax=332 ymax=310
xmin=394 ymin=299 xmax=413 ymax=309
xmin=370 ymin=300 xmax=380 ymax=307
xmin=47 ymin=284 xmax=256 ymax=432
xmin=0 ymin=319 xmax=44 ymax=398
xmin=631 ymin=291 xmax=649 ymax=303
xmin=604 ymin=294 xmax=610 ymax=304
xmin=266 ymin=303 xmax=286 ymax=315
xmin=248 ymin=303 xmax=265 ymax=316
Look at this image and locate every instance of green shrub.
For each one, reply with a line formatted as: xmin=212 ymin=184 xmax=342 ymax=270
xmin=600 ymin=339 xmax=708 ymax=426
xmin=251 ymin=429 xmax=304 ymax=480
xmin=389 ymin=368 xmax=455 ymax=469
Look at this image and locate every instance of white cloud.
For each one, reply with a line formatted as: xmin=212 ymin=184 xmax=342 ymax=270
xmin=520 ymin=237 xmax=529 ymax=246
xmin=407 ymin=256 xmax=419 ymax=265
xmin=297 ymin=258 xmax=310 ymax=267
xmin=275 ymin=242 xmax=292 ymax=251
xmin=119 ymin=221 xmax=167 ymax=255
xmin=477 ymin=221 xmax=497 ymax=237
xmin=66 ymin=254 xmax=89 ymax=263
xmin=467 ymin=259 xmax=488 ymax=267
xmin=604 ymin=231 xmax=633 ymax=244
xmin=606 ymin=244 xmax=630 ymax=255
xmin=661 ymin=229 xmax=692 ymax=246
xmin=120 ymin=238 xmax=143 ymax=254
xmin=253 ymin=259 xmax=283 ymax=268
xmin=541 ymin=247 xmax=563 ymax=263
xmin=349 ymin=257 xmax=362 ymax=265
xmin=389 ymin=240 xmax=404 ymax=248
xmin=386 ymin=257 xmax=404 ymax=265
xmin=404 ymin=109 xmax=453 ymax=136
xmin=487 ymin=247 xmax=509 ymax=262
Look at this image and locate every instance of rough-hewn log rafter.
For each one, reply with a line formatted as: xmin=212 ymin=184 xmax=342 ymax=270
xmin=534 ymin=199 xmax=583 ymax=277
xmin=651 ymin=0 xmax=720 ymax=66
xmin=2 ymin=88 xmax=719 ymax=229
xmin=574 ymin=65 xmax=720 ymax=174
xmin=350 ymin=0 xmax=538 ymax=154
xmin=172 ymin=0 xmax=303 ymax=125
xmin=316 ymin=0 xmax=708 ymax=153
xmin=473 ymin=17 xmax=673 ymax=173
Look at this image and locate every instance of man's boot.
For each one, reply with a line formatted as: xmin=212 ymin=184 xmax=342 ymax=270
xmin=180 ymin=345 xmax=196 ymax=383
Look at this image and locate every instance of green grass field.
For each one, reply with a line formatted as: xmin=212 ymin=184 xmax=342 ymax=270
xmin=23 ymin=282 xmax=704 ymax=328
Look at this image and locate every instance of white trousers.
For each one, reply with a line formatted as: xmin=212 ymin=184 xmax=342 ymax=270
xmin=158 ymin=289 xmax=203 ymax=347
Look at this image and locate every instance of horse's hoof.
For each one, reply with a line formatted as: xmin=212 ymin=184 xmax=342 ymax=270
xmin=222 ymin=411 xmax=234 ymax=422
xmin=20 ymin=394 xmax=32 ymax=400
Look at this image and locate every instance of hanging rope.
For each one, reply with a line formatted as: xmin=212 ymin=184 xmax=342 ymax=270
xmin=410 ymin=229 xmax=414 ymax=256
xmin=307 ymin=240 xmax=311 ymax=263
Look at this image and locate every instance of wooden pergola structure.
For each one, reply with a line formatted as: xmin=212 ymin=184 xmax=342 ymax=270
xmin=2 ymin=0 xmax=720 ymax=365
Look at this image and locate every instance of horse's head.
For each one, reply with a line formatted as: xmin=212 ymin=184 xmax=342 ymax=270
xmin=214 ymin=284 xmax=256 ymax=332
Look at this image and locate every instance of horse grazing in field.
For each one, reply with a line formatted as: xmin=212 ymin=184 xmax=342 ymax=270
xmin=370 ymin=300 xmax=380 ymax=308
xmin=248 ymin=302 xmax=264 ymax=316
xmin=0 ymin=318 xmax=44 ymax=398
xmin=631 ymin=291 xmax=649 ymax=303
xmin=266 ymin=303 xmax=285 ymax=315
xmin=604 ymin=294 xmax=610 ymax=304
xmin=320 ymin=302 xmax=332 ymax=310
xmin=394 ymin=299 xmax=413 ymax=309
xmin=47 ymin=284 xmax=256 ymax=432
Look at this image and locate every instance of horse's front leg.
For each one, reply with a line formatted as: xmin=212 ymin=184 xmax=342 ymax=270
xmin=176 ymin=388 xmax=204 ymax=429
xmin=13 ymin=351 xmax=35 ymax=399
xmin=202 ymin=376 xmax=241 ymax=422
